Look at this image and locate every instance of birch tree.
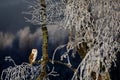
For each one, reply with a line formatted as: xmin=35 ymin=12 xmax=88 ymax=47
xmin=62 ymin=0 xmax=120 ymax=80
xmin=36 ymin=0 xmax=48 ymax=80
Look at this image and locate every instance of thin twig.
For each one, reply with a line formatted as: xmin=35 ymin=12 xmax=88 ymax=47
xmin=49 ymin=59 xmax=76 ymax=72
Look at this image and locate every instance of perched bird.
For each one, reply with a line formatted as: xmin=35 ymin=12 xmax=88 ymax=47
xmin=29 ymin=49 xmax=38 ymax=65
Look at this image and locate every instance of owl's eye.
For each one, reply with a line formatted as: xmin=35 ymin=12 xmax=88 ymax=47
xmin=32 ymin=49 xmax=37 ymax=52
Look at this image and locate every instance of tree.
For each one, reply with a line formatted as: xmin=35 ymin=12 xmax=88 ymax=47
xmin=36 ymin=0 xmax=48 ymax=80
xmin=63 ymin=0 xmax=120 ymax=80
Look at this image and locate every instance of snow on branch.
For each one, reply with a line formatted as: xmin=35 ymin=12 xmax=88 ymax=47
xmin=1 ymin=56 xmax=41 ymax=80
xmin=47 ymin=67 xmax=59 ymax=77
xmin=63 ymin=0 xmax=120 ymax=80
xmin=23 ymin=0 xmax=66 ymax=25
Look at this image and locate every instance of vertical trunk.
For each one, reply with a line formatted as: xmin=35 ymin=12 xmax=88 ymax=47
xmin=36 ymin=0 xmax=49 ymax=80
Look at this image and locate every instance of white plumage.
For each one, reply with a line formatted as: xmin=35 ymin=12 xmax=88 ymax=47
xmin=29 ymin=49 xmax=38 ymax=65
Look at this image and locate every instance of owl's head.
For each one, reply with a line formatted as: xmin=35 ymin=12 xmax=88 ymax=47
xmin=32 ymin=49 xmax=38 ymax=53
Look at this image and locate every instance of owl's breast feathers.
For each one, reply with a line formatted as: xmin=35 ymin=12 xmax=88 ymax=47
xmin=29 ymin=53 xmax=34 ymax=64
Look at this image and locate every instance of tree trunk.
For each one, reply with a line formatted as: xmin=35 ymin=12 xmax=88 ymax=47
xmin=36 ymin=0 xmax=49 ymax=80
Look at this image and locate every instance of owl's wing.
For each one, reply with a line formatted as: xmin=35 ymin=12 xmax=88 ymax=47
xmin=29 ymin=53 xmax=34 ymax=64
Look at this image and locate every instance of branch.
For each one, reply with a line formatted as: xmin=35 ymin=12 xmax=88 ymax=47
xmin=49 ymin=59 xmax=76 ymax=72
xmin=33 ymin=59 xmax=76 ymax=72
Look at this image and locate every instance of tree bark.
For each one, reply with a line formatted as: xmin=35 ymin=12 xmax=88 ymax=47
xmin=36 ymin=0 xmax=49 ymax=80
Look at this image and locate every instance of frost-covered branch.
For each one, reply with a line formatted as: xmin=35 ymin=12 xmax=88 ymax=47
xmin=52 ymin=44 xmax=67 ymax=64
xmin=49 ymin=59 xmax=76 ymax=72
xmin=63 ymin=0 xmax=120 ymax=80
xmin=23 ymin=0 xmax=66 ymax=25
xmin=4 ymin=56 xmax=17 ymax=66
xmin=47 ymin=67 xmax=59 ymax=77
xmin=1 ymin=57 xmax=41 ymax=80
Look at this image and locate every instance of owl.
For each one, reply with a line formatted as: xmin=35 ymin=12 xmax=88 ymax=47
xmin=29 ymin=49 xmax=38 ymax=65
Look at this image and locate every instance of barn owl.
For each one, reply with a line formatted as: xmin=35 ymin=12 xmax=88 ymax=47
xmin=29 ymin=49 xmax=38 ymax=65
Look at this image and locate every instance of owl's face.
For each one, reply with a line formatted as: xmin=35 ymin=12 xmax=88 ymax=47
xmin=32 ymin=49 xmax=38 ymax=53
